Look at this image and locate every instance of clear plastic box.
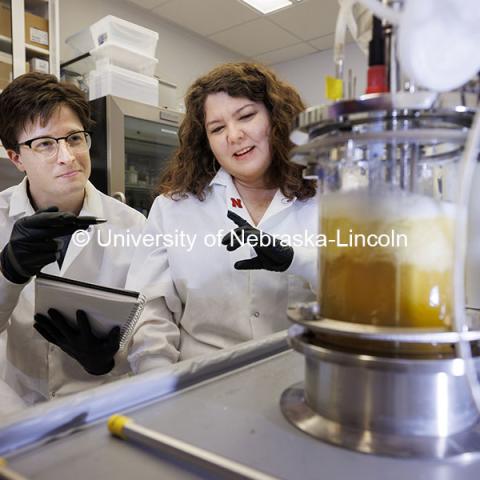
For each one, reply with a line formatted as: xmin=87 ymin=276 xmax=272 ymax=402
xmin=90 ymin=42 xmax=158 ymax=76
xmin=66 ymin=15 xmax=158 ymax=57
xmin=88 ymin=64 xmax=159 ymax=107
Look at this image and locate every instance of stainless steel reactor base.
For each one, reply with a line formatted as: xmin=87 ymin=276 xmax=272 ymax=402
xmin=281 ymin=305 xmax=480 ymax=459
xmin=281 ymin=383 xmax=480 ymax=459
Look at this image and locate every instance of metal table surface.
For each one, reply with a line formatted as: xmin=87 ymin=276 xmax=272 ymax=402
xmin=4 ymin=345 xmax=480 ymax=480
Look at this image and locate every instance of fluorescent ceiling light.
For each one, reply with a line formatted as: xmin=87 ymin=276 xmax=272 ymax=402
xmin=241 ymin=0 xmax=293 ymax=15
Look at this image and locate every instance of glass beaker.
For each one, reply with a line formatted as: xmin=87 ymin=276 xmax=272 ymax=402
xmin=308 ymin=101 xmax=469 ymax=331
xmin=319 ymin=185 xmax=455 ymax=329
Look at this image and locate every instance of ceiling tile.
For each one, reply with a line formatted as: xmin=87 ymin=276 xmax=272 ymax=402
xmin=269 ymin=0 xmax=339 ymax=41
xmin=309 ymin=30 xmax=355 ymax=51
xmin=254 ymin=42 xmax=316 ymax=65
xmin=127 ymin=0 xmax=172 ymax=9
xmin=308 ymin=33 xmax=334 ymax=51
xmin=209 ymin=18 xmax=300 ymax=57
xmin=152 ymin=0 xmax=259 ymax=36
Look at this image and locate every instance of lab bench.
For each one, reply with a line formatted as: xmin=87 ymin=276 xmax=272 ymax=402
xmin=1 ymin=331 xmax=480 ymax=479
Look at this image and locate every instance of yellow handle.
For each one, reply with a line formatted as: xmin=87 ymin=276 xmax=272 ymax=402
xmin=325 ymin=75 xmax=343 ymax=101
xmin=108 ymin=414 xmax=132 ymax=440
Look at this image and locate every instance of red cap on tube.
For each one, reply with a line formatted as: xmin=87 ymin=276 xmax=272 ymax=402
xmin=366 ymin=65 xmax=388 ymax=94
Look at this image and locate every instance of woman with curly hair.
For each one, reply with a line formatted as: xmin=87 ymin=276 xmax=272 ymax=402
xmin=126 ymin=62 xmax=317 ymax=372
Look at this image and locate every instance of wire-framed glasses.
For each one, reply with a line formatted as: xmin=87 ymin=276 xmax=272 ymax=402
xmin=16 ymin=131 xmax=92 ymax=160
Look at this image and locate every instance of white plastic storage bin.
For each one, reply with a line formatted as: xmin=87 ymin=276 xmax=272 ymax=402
xmin=88 ymin=64 xmax=159 ymax=107
xmin=66 ymin=16 xmax=158 ymax=57
xmin=90 ymin=42 xmax=158 ymax=76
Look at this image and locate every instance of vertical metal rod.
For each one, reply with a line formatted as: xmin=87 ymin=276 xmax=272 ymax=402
xmin=383 ymin=0 xmax=403 ymax=93
xmin=399 ymin=143 xmax=417 ymax=192
xmin=399 ymin=143 xmax=407 ymax=189
xmin=408 ymin=143 xmax=419 ymax=192
xmin=335 ymin=59 xmax=344 ymax=98
xmin=384 ymin=142 xmax=394 ymax=184
xmin=387 ymin=115 xmax=399 ymax=187
xmin=387 ymin=24 xmax=399 ymax=94
xmin=347 ymin=68 xmax=352 ymax=99
xmin=399 ymin=116 xmax=410 ymax=191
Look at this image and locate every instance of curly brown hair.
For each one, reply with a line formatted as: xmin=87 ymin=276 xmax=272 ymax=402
xmin=0 ymin=72 xmax=92 ymax=152
xmin=157 ymin=62 xmax=315 ymax=201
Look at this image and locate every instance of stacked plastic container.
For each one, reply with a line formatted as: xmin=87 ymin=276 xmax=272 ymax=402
xmin=66 ymin=16 xmax=159 ymax=106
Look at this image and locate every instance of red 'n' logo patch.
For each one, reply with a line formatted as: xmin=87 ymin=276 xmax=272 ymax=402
xmin=231 ymin=198 xmax=243 ymax=208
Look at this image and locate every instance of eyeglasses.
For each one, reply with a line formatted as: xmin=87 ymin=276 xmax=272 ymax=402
xmin=16 ymin=131 xmax=92 ymax=160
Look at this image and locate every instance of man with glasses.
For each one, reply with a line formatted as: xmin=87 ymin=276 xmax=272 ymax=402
xmin=0 ymin=73 xmax=146 ymax=406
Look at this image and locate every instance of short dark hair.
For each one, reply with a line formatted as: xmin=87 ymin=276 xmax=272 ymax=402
xmin=157 ymin=62 xmax=315 ymax=201
xmin=0 ymin=72 xmax=92 ymax=151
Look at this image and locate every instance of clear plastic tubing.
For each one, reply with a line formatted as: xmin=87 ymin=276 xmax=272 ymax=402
xmin=454 ymin=109 xmax=480 ymax=413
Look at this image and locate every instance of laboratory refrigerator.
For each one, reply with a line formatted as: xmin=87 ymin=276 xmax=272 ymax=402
xmin=89 ymin=95 xmax=183 ymax=215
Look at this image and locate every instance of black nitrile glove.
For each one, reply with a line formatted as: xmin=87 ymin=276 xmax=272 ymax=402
xmin=222 ymin=210 xmax=294 ymax=272
xmin=34 ymin=309 xmax=120 ymax=376
xmin=0 ymin=206 xmax=97 ymax=284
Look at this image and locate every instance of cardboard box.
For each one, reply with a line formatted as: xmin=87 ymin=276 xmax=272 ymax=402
xmin=29 ymin=57 xmax=49 ymax=73
xmin=25 ymin=12 xmax=49 ymax=49
xmin=0 ymin=56 xmax=29 ymax=90
xmin=0 ymin=4 xmax=12 ymax=38
xmin=0 ymin=61 xmax=12 ymax=91
xmin=0 ymin=6 xmax=48 ymax=49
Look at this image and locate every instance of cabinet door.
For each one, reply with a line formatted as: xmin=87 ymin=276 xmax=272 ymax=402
xmin=124 ymin=116 xmax=179 ymax=215
xmin=0 ymin=1 xmax=14 ymax=164
xmin=0 ymin=1 xmax=14 ymax=91
xmin=0 ymin=0 xmax=58 ymax=85
xmin=0 ymin=0 xmax=59 ymax=171
xmin=24 ymin=0 xmax=58 ymax=77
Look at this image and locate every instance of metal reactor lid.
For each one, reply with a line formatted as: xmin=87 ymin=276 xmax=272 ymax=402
xmin=292 ymin=91 xmax=475 ymax=139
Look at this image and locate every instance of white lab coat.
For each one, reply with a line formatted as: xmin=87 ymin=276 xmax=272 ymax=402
xmin=0 ymin=178 xmax=146 ymax=405
xmin=126 ymin=168 xmax=317 ymax=373
xmin=0 ymin=377 xmax=26 ymax=417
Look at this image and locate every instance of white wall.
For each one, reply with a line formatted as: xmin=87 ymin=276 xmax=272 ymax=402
xmin=59 ymin=0 xmax=369 ymax=110
xmin=272 ymin=42 xmax=368 ymax=107
xmin=59 ymin=0 xmax=243 ymax=106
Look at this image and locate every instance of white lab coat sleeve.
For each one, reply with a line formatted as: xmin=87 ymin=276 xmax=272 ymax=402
xmin=126 ymin=197 xmax=182 ymax=374
xmin=0 ymin=270 xmax=28 ymax=333
xmin=287 ymin=246 xmax=318 ymax=294
xmin=0 ymin=378 xmax=26 ymax=416
xmin=127 ymin=295 xmax=181 ymax=374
